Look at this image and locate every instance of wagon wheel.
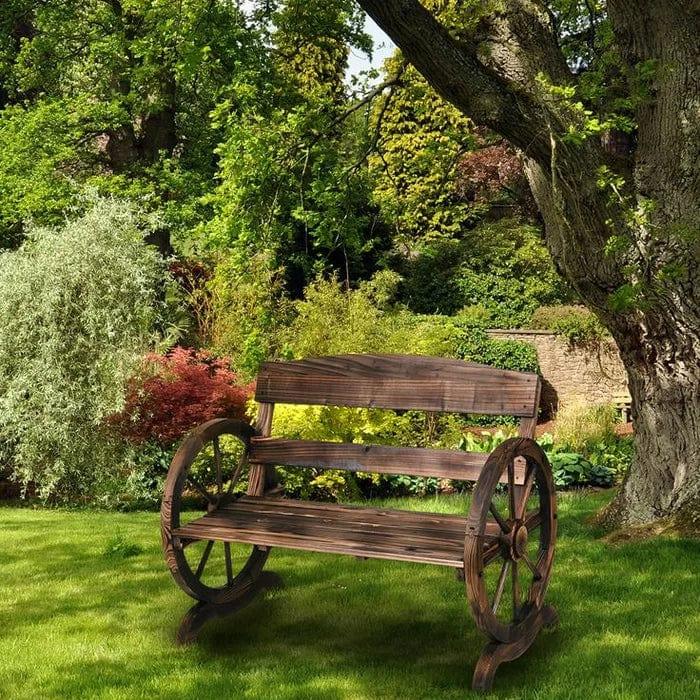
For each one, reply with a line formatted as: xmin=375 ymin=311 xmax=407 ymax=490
xmin=465 ymin=437 xmax=556 ymax=645
xmin=161 ymin=418 xmax=269 ymax=605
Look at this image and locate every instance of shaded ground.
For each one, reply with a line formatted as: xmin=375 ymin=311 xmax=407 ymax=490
xmin=0 ymin=491 xmax=697 ymax=699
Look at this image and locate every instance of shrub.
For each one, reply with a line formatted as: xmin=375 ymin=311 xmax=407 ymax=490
xmin=283 ymin=274 xmax=402 ymax=358
xmin=109 ymin=348 xmax=253 ymax=446
xmin=458 ymin=429 xmax=513 ymax=454
xmin=537 ymin=431 xmax=632 ymax=488
xmin=548 ymin=452 xmax=615 ymax=488
xmin=530 ymin=305 xmax=608 ymax=348
xmin=209 ymin=252 xmax=290 ymax=379
xmin=393 ymin=221 xmax=570 ymax=325
xmin=455 ymin=327 xmax=539 ymax=373
xmin=586 ymin=437 xmax=633 ymax=481
xmin=111 ymin=441 xmax=174 ymax=510
xmin=0 ymin=196 xmax=164 ymax=501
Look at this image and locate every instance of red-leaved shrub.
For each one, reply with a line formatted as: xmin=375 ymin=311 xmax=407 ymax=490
xmin=455 ymin=141 xmax=524 ymax=202
xmin=109 ymin=348 xmax=254 ymax=445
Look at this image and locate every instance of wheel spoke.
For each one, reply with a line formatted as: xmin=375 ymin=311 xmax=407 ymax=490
xmin=512 ymin=560 xmax=521 ymax=619
xmin=187 ymin=473 xmax=216 ymax=504
xmin=482 ymin=540 xmax=503 ymax=566
xmin=213 ymin=437 xmax=223 ymax=495
xmin=227 ymin=453 xmax=247 ymax=496
xmin=492 ymin=560 xmax=510 ymax=613
xmin=195 ymin=540 xmax=214 ymax=579
xmin=521 ymin=552 xmax=542 ymax=580
xmin=489 ymin=502 xmax=511 ymax=533
xmin=517 ymin=465 xmax=537 ymax=520
xmin=224 ymin=542 xmax=233 ymax=584
xmin=508 ymin=459 xmax=516 ymax=520
xmin=523 ymin=508 xmax=542 ymax=531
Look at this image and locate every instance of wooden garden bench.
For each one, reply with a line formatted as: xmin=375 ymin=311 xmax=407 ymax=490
xmin=161 ymin=354 xmax=558 ymax=692
xmin=614 ymin=392 xmax=632 ymax=423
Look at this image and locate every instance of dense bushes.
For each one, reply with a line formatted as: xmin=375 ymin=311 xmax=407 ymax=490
xmin=209 ymin=253 xmax=290 ymax=380
xmin=459 ymin=426 xmax=631 ymax=491
xmin=102 ymin=348 xmax=253 ymax=509
xmin=0 ymin=198 xmax=164 ymax=500
xmin=393 ymin=221 xmax=570 ymax=325
xmin=538 ymin=402 xmax=633 ymax=488
xmin=455 ymin=327 xmax=539 ymax=373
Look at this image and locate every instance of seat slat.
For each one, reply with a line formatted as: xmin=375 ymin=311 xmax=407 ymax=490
xmin=222 ymin=497 xmax=474 ymax=531
xmin=249 ymin=438 xmax=526 ymax=484
xmin=174 ymin=497 xmax=500 ymax=568
xmin=255 ymin=354 xmax=539 ymax=416
xmin=219 ymin=497 xmax=499 ymax=541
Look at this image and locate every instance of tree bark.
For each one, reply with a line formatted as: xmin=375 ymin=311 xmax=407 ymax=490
xmin=357 ymin=0 xmax=700 ymax=529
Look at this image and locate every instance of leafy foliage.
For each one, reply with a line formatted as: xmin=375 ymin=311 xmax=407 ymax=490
xmin=455 ymin=328 xmax=539 ymax=373
xmin=0 ymin=196 xmax=164 ymax=500
xmin=209 ymin=253 xmax=291 ymax=380
xmin=0 ymin=100 xmax=92 ymax=248
xmin=531 ymin=305 xmax=609 ymax=348
xmin=0 ymin=0 xmax=265 ymax=248
xmin=455 ymin=135 xmax=533 ymax=214
xmin=109 ymin=348 xmax=253 ymax=446
xmin=368 ymin=58 xmax=479 ymax=250
xmin=548 ymin=452 xmax=615 ymax=489
xmin=201 ymin=1 xmax=379 ymax=296
xmin=393 ymin=220 xmax=570 ymax=323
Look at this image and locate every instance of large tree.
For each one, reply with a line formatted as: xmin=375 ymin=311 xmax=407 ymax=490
xmin=355 ymin=0 xmax=699 ymax=529
xmin=0 ymin=0 xmax=264 ymax=249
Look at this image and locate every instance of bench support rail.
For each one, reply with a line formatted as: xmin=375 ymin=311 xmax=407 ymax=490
xmin=472 ymin=605 xmax=559 ymax=692
xmin=176 ymin=571 xmax=283 ymax=645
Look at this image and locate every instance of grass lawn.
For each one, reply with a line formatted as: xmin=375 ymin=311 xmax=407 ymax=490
xmin=0 ymin=490 xmax=698 ymax=699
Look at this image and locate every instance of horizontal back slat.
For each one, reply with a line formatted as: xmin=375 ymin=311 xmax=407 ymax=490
xmin=255 ymin=354 xmax=539 ymax=417
xmin=249 ymin=438 xmax=526 ymax=484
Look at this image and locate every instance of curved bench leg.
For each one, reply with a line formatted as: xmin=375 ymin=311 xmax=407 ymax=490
xmin=176 ymin=571 xmax=283 ymax=645
xmin=472 ymin=605 xmax=558 ymax=692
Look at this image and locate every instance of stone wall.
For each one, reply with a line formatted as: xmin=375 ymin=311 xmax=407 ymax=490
xmin=487 ymin=329 xmax=628 ymax=415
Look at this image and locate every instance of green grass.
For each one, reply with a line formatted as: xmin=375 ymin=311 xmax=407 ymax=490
xmin=0 ymin=491 xmax=698 ymax=699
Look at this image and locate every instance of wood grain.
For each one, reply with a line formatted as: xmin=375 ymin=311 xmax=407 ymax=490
xmin=249 ymin=438 xmax=526 ymax=484
xmin=255 ymin=354 xmax=539 ymax=416
xmin=174 ymin=496 xmax=500 ymax=568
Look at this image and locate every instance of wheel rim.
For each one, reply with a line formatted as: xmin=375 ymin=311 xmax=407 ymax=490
xmin=465 ymin=438 xmax=556 ymax=644
xmin=161 ymin=419 xmax=269 ymax=604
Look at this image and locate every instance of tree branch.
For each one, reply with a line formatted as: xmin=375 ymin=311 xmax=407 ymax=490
xmin=354 ymin=0 xmax=560 ymax=164
xmin=331 ymin=74 xmax=402 ymax=131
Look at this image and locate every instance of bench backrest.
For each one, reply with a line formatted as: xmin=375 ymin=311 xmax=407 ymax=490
xmin=250 ymin=354 xmax=540 ymax=486
xmin=255 ymin=354 xmax=538 ymax=416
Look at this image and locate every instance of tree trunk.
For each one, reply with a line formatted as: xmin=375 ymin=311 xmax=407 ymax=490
xmin=606 ymin=317 xmax=700 ymax=529
xmin=525 ymin=150 xmax=700 ymax=531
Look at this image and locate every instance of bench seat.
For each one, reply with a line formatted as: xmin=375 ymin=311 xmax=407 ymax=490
xmin=174 ymin=496 xmax=500 ymax=568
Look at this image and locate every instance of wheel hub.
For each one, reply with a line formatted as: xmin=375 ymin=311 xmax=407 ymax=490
xmin=512 ymin=523 xmax=529 ymax=560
